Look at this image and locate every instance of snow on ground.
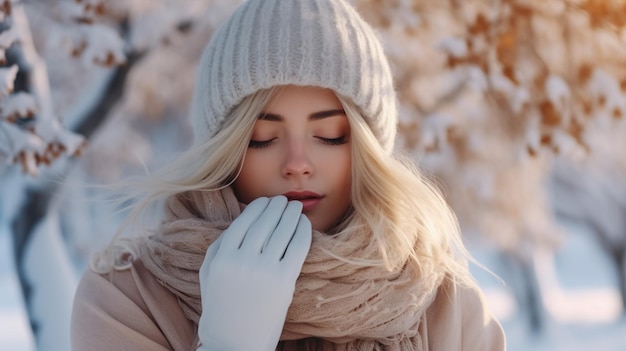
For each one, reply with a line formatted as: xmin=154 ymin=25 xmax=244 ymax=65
xmin=471 ymin=217 xmax=626 ymax=350
xmin=1 ymin=218 xmax=625 ymax=350
xmin=0 ymin=233 xmax=36 ymax=351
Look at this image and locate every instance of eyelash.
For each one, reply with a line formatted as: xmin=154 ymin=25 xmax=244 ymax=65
xmin=319 ymin=136 xmax=347 ymax=145
xmin=248 ymin=139 xmax=274 ymax=149
xmin=248 ymin=136 xmax=347 ymax=149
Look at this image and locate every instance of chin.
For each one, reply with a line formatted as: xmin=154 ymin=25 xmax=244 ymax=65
xmin=308 ymin=219 xmax=327 ymax=233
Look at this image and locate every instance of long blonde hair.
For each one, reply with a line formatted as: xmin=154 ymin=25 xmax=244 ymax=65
xmin=91 ymin=87 xmax=277 ymax=273
xmin=93 ymin=86 xmax=476 ymax=287
xmin=338 ymin=95 xmax=476 ymax=285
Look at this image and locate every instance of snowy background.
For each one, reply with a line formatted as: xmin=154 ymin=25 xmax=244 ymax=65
xmin=2 ymin=1 xmax=626 ymax=350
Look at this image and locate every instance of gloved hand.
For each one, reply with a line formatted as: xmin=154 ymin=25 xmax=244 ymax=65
xmin=197 ymin=196 xmax=312 ymax=351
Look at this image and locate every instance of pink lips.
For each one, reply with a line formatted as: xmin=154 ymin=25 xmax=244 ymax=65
xmin=283 ymin=191 xmax=324 ymax=211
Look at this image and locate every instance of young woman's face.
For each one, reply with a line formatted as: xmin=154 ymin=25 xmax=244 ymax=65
xmin=233 ymin=85 xmax=352 ymax=232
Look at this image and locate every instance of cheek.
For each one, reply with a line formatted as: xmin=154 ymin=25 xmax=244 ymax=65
xmin=233 ymin=154 xmax=273 ymax=203
xmin=340 ymin=158 xmax=352 ymax=200
xmin=334 ymin=148 xmax=352 ymax=184
xmin=322 ymin=147 xmax=352 ymax=197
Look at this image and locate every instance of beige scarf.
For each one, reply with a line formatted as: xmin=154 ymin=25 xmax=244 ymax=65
xmin=138 ymin=188 xmax=443 ymax=350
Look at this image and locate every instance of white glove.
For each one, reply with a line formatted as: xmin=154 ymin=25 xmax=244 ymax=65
xmin=197 ymin=196 xmax=312 ymax=351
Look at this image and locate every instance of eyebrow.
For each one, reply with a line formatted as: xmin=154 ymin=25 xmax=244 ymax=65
xmin=258 ymin=109 xmax=346 ymax=121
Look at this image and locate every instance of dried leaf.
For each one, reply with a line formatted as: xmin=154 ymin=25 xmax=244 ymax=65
xmin=597 ymin=94 xmax=606 ymax=108
xmin=0 ymin=92 xmax=38 ymax=122
xmin=496 ymin=30 xmax=517 ymax=68
xmin=502 ymin=65 xmax=518 ymax=85
xmin=540 ymin=133 xmax=552 ymax=146
xmin=612 ymin=108 xmax=623 ymax=119
xmin=75 ymin=24 xmax=127 ymax=66
xmin=0 ymin=64 xmax=18 ymax=98
xmin=74 ymin=0 xmax=105 ymax=20
xmin=17 ymin=150 xmax=38 ymax=176
xmin=0 ymin=0 xmax=11 ymax=19
xmin=0 ymin=120 xmax=45 ymax=166
xmin=469 ymin=14 xmax=490 ymax=36
xmin=539 ymin=100 xmax=561 ymax=127
xmin=578 ymin=64 xmax=593 ymax=84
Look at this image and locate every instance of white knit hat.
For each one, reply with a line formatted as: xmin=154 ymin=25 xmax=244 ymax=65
xmin=191 ymin=0 xmax=398 ymax=153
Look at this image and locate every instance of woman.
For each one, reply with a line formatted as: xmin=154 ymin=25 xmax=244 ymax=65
xmin=71 ymin=0 xmax=506 ymax=350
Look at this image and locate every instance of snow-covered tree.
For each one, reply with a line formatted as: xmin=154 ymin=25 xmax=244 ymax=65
xmin=1 ymin=1 xmax=133 ymax=349
xmin=354 ymin=0 xmax=626 ymax=333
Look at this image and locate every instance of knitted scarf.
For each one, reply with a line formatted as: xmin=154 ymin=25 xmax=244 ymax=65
xmin=138 ymin=188 xmax=443 ymax=350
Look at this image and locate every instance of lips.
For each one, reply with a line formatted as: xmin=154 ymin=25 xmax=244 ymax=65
xmin=283 ymin=191 xmax=324 ymax=211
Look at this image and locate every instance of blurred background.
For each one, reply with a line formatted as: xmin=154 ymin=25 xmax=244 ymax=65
xmin=1 ymin=0 xmax=625 ymax=350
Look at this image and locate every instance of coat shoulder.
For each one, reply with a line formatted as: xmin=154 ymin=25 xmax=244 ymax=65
xmin=71 ymin=259 xmax=196 ymax=351
xmin=424 ymin=278 xmax=507 ymax=351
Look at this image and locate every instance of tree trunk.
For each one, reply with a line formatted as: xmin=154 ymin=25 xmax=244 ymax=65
xmin=612 ymin=249 xmax=626 ymax=315
xmin=6 ymin=7 xmax=141 ymax=348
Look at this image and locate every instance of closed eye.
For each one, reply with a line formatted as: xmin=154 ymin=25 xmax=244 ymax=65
xmin=318 ymin=136 xmax=347 ymax=145
xmin=248 ymin=138 xmax=276 ymax=149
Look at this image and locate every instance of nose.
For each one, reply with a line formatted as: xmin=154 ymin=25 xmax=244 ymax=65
xmin=281 ymin=139 xmax=313 ymax=177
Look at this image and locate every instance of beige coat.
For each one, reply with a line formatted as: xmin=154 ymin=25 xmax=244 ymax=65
xmin=71 ymin=259 xmax=506 ymax=351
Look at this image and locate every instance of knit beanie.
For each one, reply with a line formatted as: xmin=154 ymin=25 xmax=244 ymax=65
xmin=191 ymin=0 xmax=398 ymax=153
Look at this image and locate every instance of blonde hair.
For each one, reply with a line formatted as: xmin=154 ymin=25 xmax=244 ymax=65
xmin=336 ymin=95 xmax=476 ymax=286
xmin=91 ymin=87 xmax=277 ymax=273
xmin=93 ymin=86 xmax=477 ymax=288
